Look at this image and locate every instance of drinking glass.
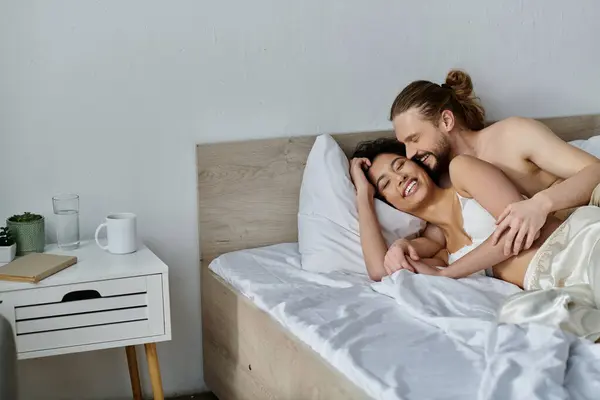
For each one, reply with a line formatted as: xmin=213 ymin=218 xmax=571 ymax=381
xmin=52 ymin=193 xmax=80 ymax=250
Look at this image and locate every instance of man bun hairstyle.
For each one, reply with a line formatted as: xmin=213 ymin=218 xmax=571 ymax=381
xmin=389 ymin=69 xmax=486 ymax=131
xmin=444 ymin=70 xmax=486 ymax=130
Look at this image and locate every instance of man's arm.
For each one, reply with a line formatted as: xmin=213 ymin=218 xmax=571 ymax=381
xmin=518 ymin=117 xmax=600 ymax=211
xmin=437 ymin=155 xmax=533 ymax=278
xmin=492 ymin=117 xmax=600 ymax=255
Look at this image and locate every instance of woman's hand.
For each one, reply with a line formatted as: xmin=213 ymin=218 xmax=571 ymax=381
xmin=384 ymin=239 xmax=419 ymax=274
xmin=350 ymin=158 xmax=375 ymax=200
xmin=406 ymin=258 xmax=442 ymax=276
xmin=491 ymin=196 xmax=548 ymax=256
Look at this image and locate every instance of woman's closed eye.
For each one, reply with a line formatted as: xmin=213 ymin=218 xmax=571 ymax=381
xmin=391 ymin=157 xmax=406 ymax=173
xmin=379 ymin=179 xmax=390 ymax=192
xmin=394 ymin=159 xmax=406 ymax=171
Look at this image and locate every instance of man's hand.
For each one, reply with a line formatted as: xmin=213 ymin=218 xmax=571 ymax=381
xmin=491 ymin=197 xmax=549 ymax=256
xmin=384 ymin=239 xmax=419 ymax=275
xmin=350 ymin=158 xmax=375 ymax=200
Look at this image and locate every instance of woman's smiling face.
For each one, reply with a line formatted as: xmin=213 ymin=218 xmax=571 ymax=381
xmin=366 ymin=153 xmax=435 ymax=212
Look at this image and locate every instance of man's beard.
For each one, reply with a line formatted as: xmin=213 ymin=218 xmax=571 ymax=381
xmin=412 ymin=139 xmax=451 ymax=185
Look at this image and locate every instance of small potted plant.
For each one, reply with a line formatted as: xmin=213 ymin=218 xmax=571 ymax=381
xmin=7 ymin=212 xmax=45 ymax=255
xmin=0 ymin=226 xmax=16 ymax=262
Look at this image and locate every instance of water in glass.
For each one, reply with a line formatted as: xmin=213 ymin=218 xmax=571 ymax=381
xmin=53 ymin=194 xmax=80 ymax=250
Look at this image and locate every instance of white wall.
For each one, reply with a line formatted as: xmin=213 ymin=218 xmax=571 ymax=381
xmin=1 ymin=1 xmax=599 ymax=398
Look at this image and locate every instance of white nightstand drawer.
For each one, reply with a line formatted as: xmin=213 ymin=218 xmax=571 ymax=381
xmin=18 ymin=320 xmax=156 ymax=353
xmin=16 ymin=293 xmax=147 ymax=320
xmin=12 ymin=275 xmax=148 ymax=307
xmin=7 ymin=274 xmax=165 ymax=353
xmin=17 ymin=307 xmax=148 ymax=334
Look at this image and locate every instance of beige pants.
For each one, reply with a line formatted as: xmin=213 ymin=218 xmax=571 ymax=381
xmin=591 ymin=182 xmax=600 ymax=207
xmin=498 ymin=206 xmax=600 ymax=341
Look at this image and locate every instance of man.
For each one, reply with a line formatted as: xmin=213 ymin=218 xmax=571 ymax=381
xmin=389 ymin=69 xmax=600 ymax=258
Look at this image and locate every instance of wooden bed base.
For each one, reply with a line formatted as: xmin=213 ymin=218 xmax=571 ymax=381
xmin=202 ymin=267 xmax=368 ymax=399
xmin=197 ymin=114 xmax=600 ymax=399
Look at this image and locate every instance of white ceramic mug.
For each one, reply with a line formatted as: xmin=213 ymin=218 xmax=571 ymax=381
xmin=94 ymin=213 xmax=137 ymax=254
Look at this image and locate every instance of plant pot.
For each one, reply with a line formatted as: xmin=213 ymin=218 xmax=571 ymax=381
xmin=7 ymin=217 xmax=45 ymax=255
xmin=0 ymin=243 xmax=16 ymax=263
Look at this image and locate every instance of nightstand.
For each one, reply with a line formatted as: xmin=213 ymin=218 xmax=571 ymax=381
xmin=0 ymin=241 xmax=172 ymax=400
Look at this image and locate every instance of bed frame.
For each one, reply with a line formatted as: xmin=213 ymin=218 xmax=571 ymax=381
xmin=197 ymin=114 xmax=600 ymax=400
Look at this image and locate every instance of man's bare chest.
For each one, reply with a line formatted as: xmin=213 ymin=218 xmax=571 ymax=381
xmin=479 ymin=150 xmax=561 ymax=198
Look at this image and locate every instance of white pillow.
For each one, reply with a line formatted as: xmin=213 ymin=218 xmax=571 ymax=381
xmin=298 ymin=134 xmax=425 ymax=274
xmin=570 ymin=135 xmax=600 ymax=158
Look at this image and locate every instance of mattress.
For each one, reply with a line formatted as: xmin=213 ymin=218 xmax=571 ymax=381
xmin=209 ymin=243 xmax=600 ymax=400
xmin=211 ymin=243 xmax=457 ymax=399
xmin=211 ymin=244 xmax=462 ymax=399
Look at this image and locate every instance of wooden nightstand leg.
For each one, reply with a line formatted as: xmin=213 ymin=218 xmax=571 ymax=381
xmin=144 ymin=343 xmax=164 ymax=400
xmin=125 ymin=346 xmax=143 ymax=400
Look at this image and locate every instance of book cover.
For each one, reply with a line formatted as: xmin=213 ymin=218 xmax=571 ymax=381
xmin=0 ymin=253 xmax=77 ymax=283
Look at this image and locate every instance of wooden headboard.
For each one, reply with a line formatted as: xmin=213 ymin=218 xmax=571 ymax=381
xmin=197 ymin=114 xmax=600 ymax=266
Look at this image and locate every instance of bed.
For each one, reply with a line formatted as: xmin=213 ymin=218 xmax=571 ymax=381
xmin=197 ymin=114 xmax=600 ymax=400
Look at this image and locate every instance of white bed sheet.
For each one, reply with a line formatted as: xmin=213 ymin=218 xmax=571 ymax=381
xmin=208 ymin=243 xmax=600 ymax=400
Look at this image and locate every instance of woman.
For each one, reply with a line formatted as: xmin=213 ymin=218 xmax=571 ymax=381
xmin=349 ymin=140 xmax=600 ymax=340
xmin=350 ymin=138 xmax=560 ymax=286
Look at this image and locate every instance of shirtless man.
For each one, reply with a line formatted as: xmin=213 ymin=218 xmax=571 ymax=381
xmin=385 ymin=69 xmax=600 ymax=270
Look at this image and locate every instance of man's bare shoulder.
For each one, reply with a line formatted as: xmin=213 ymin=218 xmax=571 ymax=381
xmin=479 ymin=117 xmax=543 ymax=154
xmin=483 ymin=116 xmax=538 ymax=137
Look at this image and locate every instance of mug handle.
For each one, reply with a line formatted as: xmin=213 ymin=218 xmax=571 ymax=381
xmin=94 ymin=223 xmax=109 ymax=250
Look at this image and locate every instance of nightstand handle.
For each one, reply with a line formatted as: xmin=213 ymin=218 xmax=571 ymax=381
xmin=62 ymin=290 xmax=101 ymax=302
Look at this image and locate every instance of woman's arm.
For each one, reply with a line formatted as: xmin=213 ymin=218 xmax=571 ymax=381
xmin=358 ymin=200 xmax=448 ymax=280
xmin=384 ymin=224 xmax=446 ymax=273
xmin=413 ymin=224 xmax=447 ymax=257
xmin=356 ymin=193 xmax=389 ymax=281
xmin=438 ymin=155 xmax=531 ymax=279
xmin=350 ymin=157 xmax=389 ymax=281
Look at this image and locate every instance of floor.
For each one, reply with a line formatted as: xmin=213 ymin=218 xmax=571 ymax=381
xmin=168 ymin=393 xmax=217 ymax=400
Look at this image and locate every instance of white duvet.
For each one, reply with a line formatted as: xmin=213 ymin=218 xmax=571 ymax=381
xmin=372 ymin=271 xmax=600 ymax=400
xmin=209 ymin=243 xmax=600 ymax=400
